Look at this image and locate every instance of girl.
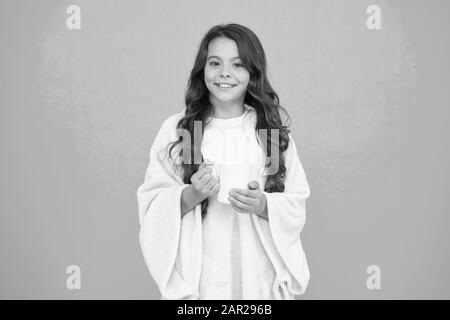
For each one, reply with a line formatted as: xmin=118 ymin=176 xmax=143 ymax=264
xmin=137 ymin=23 xmax=311 ymax=300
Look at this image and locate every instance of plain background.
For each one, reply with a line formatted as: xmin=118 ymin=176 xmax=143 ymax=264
xmin=1 ymin=0 xmax=449 ymax=299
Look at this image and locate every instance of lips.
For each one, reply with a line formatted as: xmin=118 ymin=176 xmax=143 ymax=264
xmin=214 ymin=83 xmax=237 ymax=89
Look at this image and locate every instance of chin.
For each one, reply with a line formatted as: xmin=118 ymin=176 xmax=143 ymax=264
xmin=214 ymin=95 xmax=239 ymax=103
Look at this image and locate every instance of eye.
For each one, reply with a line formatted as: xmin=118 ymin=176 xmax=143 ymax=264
xmin=234 ymin=63 xmax=244 ymax=68
xmin=209 ymin=61 xmax=219 ymax=66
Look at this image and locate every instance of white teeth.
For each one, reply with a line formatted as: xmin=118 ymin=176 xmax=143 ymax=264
xmin=215 ymin=83 xmax=235 ymax=88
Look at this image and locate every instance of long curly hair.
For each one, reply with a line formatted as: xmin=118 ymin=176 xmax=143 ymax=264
xmin=167 ymin=23 xmax=291 ymax=219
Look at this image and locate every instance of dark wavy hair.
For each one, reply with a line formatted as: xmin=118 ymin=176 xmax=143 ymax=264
xmin=167 ymin=23 xmax=291 ymax=219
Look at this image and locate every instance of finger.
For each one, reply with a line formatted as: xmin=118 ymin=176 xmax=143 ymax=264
xmin=229 ymin=198 xmax=251 ymax=213
xmin=200 ymin=172 xmax=214 ymax=185
xmin=229 ymin=191 xmax=258 ymax=206
xmin=211 ymin=180 xmax=220 ymax=193
xmin=206 ymin=177 xmax=216 ymax=191
xmin=209 ymin=166 xmax=218 ymax=179
xmin=190 ymin=171 xmax=198 ymax=183
xmin=192 ymin=164 xmax=205 ymax=181
xmin=248 ymin=180 xmax=260 ymax=190
xmin=230 ymin=203 xmax=248 ymax=214
xmin=198 ymin=159 xmax=214 ymax=171
xmin=203 ymin=158 xmax=215 ymax=166
xmin=197 ymin=167 xmax=212 ymax=180
xmin=191 ymin=167 xmax=208 ymax=182
xmin=232 ymin=188 xmax=257 ymax=199
xmin=228 ymin=196 xmax=252 ymax=212
xmin=228 ymin=198 xmax=247 ymax=213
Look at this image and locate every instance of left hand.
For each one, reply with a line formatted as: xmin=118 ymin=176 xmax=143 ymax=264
xmin=228 ymin=181 xmax=267 ymax=216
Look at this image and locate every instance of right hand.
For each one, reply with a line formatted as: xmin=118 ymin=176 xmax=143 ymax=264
xmin=190 ymin=159 xmax=220 ymax=200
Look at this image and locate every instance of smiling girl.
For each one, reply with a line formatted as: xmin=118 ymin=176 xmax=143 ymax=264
xmin=137 ymin=23 xmax=311 ymax=300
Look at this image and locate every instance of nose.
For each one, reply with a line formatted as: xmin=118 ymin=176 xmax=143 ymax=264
xmin=219 ymin=66 xmax=231 ymax=78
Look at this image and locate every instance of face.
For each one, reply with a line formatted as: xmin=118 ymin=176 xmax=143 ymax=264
xmin=204 ymin=37 xmax=250 ymax=105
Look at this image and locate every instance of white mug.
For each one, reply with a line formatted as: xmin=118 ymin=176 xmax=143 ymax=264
xmin=216 ymin=163 xmax=254 ymax=204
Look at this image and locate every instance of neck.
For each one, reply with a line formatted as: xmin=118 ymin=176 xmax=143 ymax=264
xmin=210 ymin=98 xmax=246 ymax=119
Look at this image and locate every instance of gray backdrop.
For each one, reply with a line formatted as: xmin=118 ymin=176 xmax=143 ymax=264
xmin=1 ymin=0 xmax=449 ymax=299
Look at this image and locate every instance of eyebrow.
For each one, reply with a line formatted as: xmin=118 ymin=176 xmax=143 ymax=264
xmin=206 ymin=55 xmax=241 ymax=61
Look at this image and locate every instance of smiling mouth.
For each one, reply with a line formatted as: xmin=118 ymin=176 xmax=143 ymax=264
xmin=214 ymin=83 xmax=237 ymax=89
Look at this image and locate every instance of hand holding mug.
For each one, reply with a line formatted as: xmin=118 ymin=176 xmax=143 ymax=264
xmin=228 ymin=180 xmax=267 ymax=216
xmin=190 ymin=159 xmax=220 ymax=200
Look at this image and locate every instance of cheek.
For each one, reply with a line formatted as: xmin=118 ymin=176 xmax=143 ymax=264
xmin=204 ymin=68 xmax=216 ymax=82
xmin=237 ymin=70 xmax=250 ymax=86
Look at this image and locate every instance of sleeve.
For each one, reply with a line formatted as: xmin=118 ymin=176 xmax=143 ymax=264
xmin=137 ymin=118 xmax=203 ymax=300
xmin=250 ymin=133 xmax=311 ymax=299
